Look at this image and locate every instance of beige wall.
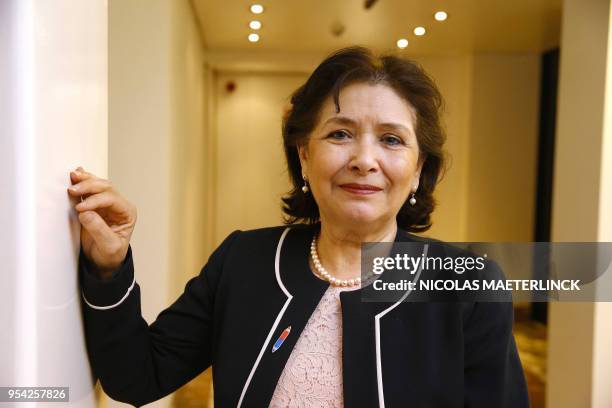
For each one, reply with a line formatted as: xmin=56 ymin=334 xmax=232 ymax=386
xmin=419 ymin=56 xmax=474 ymax=242
xmin=109 ymin=0 xmax=208 ymax=406
xmin=422 ymin=54 xmax=540 ymax=243
xmin=168 ymin=0 xmax=210 ymax=300
xmin=594 ymin=2 xmax=612 ymax=404
xmin=109 ymin=0 xmax=172 ymax=345
xmin=464 ymin=54 xmax=541 ymax=241
xmin=214 ymin=71 xmax=307 ymax=243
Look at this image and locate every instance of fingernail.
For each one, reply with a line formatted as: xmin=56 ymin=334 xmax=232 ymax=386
xmin=69 ymin=186 xmax=77 ymax=192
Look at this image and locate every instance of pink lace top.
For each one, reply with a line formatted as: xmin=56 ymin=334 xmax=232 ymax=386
xmin=269 ymin=279 xmax=360 ymax=407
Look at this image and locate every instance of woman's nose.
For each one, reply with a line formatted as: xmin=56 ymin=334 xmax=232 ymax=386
xmin=348 ymin=138 xmax=380 ymax=174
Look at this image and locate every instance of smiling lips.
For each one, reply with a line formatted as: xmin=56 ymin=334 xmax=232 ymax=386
xmin=339 ymin=183 xmax=383 ymax=195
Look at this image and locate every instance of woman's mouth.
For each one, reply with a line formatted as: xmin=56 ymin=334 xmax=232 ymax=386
xmin=339 ymin=183 xmax=383 ymax=195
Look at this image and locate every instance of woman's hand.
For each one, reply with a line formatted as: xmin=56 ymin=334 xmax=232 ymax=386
xmin=67 ymin=166 xmax=137 ymax=279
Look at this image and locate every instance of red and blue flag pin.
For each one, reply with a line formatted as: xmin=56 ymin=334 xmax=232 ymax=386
xmin=272 ymin=326 xmax=291 ymax=353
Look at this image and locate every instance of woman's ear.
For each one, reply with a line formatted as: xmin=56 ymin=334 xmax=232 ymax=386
xmin=297 ymin=144 xmax=308 ymax=175
xmin=414 ymin=156 xmax=425 ymax=191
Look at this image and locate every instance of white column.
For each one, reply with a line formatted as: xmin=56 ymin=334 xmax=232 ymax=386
xmin=0 ymin=0 xmax=107 ymax=406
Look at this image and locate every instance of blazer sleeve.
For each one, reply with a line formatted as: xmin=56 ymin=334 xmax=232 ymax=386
xmin=79 ymin=230 xmax=241 ymax=407
xmin=463 ymin=260 xmax=531 ymax=408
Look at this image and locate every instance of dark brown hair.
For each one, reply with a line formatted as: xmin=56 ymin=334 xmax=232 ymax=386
xmin=281 ymin=46 xmax=446 ymax=232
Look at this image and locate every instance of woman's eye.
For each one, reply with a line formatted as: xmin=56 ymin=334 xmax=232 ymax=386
xmin=382 ymin=135 xmax=404 ymax=146
xmin=327 ymin=130 xmax=350 ymax=140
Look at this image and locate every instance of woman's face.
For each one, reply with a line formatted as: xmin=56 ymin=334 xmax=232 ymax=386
xmin=298 ymin=82 xmax=423 ymax=229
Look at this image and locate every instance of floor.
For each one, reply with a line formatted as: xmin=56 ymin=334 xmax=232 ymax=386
xmin=173 ymin=368 xmax=214 ymax=407
xmin=514 ymin=304 xmax=548 ymax=408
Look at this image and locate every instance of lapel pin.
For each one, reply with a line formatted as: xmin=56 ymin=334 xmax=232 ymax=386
xmin=272 ymin=326 xmax=292 ymax=353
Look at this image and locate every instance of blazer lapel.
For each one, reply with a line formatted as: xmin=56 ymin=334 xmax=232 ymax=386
xmin=240 ymin=224 xmax=330 ymax=406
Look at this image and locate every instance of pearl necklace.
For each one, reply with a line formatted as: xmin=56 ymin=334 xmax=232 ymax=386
xmin=310 ymin=233 xmax=375 ymax=287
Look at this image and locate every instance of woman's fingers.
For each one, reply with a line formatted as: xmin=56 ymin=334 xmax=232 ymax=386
xmin=68 ymin=177 xmax=113 ymax=197
xmin=78 ymin=210 xmax=120 ymax=252
xmin=70 ymin=167 xmax=94 ymax=180
xmin=75 ymin=191 xmax=116 ymax=212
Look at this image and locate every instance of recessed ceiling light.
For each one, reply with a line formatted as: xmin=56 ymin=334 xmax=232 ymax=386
xmin=250 ymin=4 xmax=264 ymax=14
xmin=248 ymin=33 xmax=260 ymax=42
xmin=249 ymin=20 xmax=262 ymax=30
xmin=414 ymin=26 xmax=426 ymax=36
xmin=434 ymin=11 xmax=447 ymax=21
xmin=397 ymin=38 xmax=408 ymax=49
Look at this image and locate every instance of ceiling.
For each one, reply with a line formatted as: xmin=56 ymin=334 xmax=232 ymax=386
xmin=192 ymin=0 xmax=562 ymax=57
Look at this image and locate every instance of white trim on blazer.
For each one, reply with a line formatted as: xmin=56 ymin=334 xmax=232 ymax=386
xmin=374 ymin=243 xmax=429 ymax=407
xmin=81 ymin=274 xmax=136 ymax=310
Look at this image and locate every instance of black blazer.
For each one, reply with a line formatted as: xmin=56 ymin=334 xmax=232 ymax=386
xmin=79 ymin=223 xmax=530 ymax=408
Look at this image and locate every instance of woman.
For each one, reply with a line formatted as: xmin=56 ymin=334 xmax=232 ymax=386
xmin=69 ymin=47 xmax=529 ymax=407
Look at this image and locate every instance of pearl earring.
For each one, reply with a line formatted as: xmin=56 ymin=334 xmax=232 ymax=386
xmin=409 ymin=192 xmax=417 ymax=206
xmin=301 ymin=175 xmax=309 ymax=193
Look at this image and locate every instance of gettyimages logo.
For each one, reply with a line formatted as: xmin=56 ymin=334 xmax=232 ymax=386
xmin=371 ymin=253 xmax=487 ymax=275
xmin=359 ymin=242 xmax=612 ymax=303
